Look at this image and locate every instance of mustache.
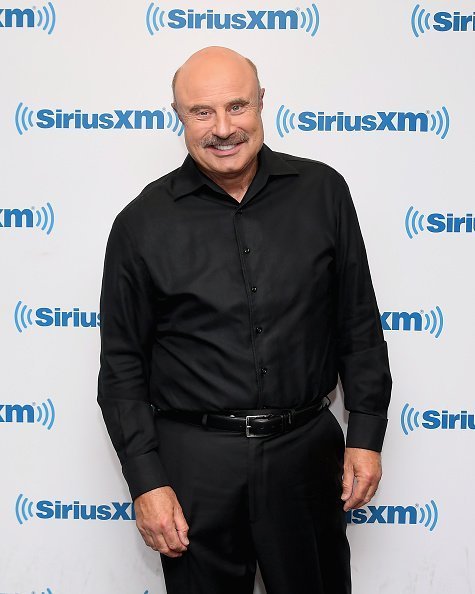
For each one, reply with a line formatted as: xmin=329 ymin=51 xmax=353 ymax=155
xmin=201 ymin=132 xmax=249 ymax=148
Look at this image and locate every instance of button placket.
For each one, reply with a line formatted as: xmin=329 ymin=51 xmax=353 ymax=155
xmin=233 ymin=207 xmax=266 ymax=407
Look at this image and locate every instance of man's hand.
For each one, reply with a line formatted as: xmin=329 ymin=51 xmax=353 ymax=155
xmin=134 ymin=486 xmax=190 ymax=558
xmin=341 ymin=447 xmax=382 ymax=512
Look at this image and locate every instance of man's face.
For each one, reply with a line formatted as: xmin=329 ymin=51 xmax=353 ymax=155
xmin=172 ymin=61 xmax=265 ymax=180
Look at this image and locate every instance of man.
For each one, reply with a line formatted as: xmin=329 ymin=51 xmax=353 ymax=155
xmin=98 ymin=46 xmax=391 ymax=594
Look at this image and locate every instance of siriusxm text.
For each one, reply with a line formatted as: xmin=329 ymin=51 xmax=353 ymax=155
xmin=298 ymin=111 xmax=429 ymax=132
xmin=432 ymin=12 xmax=475 ymax=32
xmin=0 ymin=8 xmax=34 ymax=27
xmin=166 ymin=9 xmax=298 ymax=30
xmin=0 ymin=404 xmax=35 ymax=423
xmin=425 ymin=213 xmax=475 ymax=233
xmin=36 ymin=109 xmax=166 ymax=129
xmin=33 ymin=308 xmax=99 ymax=327
xmin=346 ymin=505 xmax=418 ymax=525
xmin=0 ymin=208 xmax=35 ymax=227
xmin=35 ymin=500 xmax=135 ymax=520
xmin=381 ymin=311 xmax=424 ymax=331
xmin=420 ymin=410 xmax=475 ymax=430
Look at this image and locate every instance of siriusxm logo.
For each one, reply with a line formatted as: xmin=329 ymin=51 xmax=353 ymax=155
xmin=402 ymin=403 xmax=475 ymax=434
xmin=405 ymin=206 xmax=475 ymax=238
xmin=0 ymin=398 xmax=55 ymax=429
xmin=145 ymin=3 xmax=319 ymax=37
xmin=346 ymin=500 xmax=438 ymax=531
xmin=14 ymin=301 xmax=100 ymax=332
xmin=0 ymin=2 xmax=56 ymax=34
xmin=0 ymin=203 xmax=54 ymax=235
xmin=380 ymin=306 xmax=443 ymax=338
xmin=412 ymin=4 xmax=475 ymax=37
xmin=276 ymin=105 xmax=449 ymax=140
xmin=14 ymin=102 xmax=183 ymax=136
xmin=15 ymin=494 xmax=135 ymax=523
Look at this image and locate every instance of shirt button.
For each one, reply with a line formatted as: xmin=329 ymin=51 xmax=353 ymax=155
xmin=251 ymin=286 xmax=257 ymax=292
xmin=260 ymin=367 xmax=267 ymax=375
xmin=243 ymin=247 xmax=250 ymax=254
xmin=255 ymin=326 xmax=263 ymax=333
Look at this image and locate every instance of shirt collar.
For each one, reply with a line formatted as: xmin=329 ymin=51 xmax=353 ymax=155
xmin=171 ymin=142 xmax=299 ymax=201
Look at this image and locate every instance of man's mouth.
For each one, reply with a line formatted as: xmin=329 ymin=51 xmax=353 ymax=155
xmin=214 ymin=144 xmax=237 ymax=151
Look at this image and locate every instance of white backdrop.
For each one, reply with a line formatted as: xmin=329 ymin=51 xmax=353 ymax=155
xmin=1 ymin=1 xmax=474 ymax=592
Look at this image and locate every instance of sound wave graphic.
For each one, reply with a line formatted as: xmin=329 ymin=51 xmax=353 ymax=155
xmin=276 ymin=105 xmax=296 ymax=138
xmin=405 ymin=206 xmax=425 ymax=239
xmin=411 ymin=4 xmax=431 ymax=38
xmin=32 ymin=589 xmax=53 ymax=594
xmin=15 ymin=102 xmax=35 ymax=135
xmin=164 ymin=108 xmax=183 ymax=136
xmin=35 ymin=2 xmax=56 ymax=34
xmin=429 ymin=106 xmax=450 ymax=140
xmin=14 ymin=300 xmax=34 ymax=333
xmin=15 ymin=493 xmax=35 ymax=525
xmin=298 ymin=3 xmax=320 ymax=37
xmin=417 ymin=500 xmax=438 ymax=531
xmin=36 ymin=398 xmax=56 ymax=430
xmin=401 ymin=403 xmax=421 ymax=435
xmin=34 ymin=202 xmax=55 ymax=235
xmin=424 ymin=306 xmax=444 ymax=338
xmin=146 ymin=2 xmax=165 ymax=35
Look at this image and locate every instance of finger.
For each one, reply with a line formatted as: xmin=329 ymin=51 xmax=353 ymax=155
xmin=341 ymin=465 xmax=355 ymax=501
xmin=174 ymin=505 xmax=190 ymax=546
xmin=343 ymin=477 xmax=371 ymax=511
xmin=153 ymin=532 xmax=183 ymax=558
xmin=162 ymin=521 xmax=188 ymax=553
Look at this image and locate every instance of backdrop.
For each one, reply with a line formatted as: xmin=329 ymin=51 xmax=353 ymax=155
xmin=1 ymin=1 xmax=473 ymax=592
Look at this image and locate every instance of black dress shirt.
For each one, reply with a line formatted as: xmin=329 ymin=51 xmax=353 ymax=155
xmin=97 ymin=143 xmax=392 ymax=501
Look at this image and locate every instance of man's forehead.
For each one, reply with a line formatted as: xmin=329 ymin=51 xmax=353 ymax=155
xmin=179 ymin=80 xmax=258 ymax=109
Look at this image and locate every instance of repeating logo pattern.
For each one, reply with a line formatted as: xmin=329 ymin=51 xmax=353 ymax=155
xmin=380 ymin=307 xmax=444 ymax=338
xmin=0 ymin=203 xmax=54 ymax=234
xmin=275 ymin=105 xmax=450 ymax=139
xmin=14 ymin=301 xmax=100 ymax=332
xmin=0 ymin=398 xmax=55 ymax=429
xmin=14 ymin=103 xmax=184 ymax=135
xmin=411 ymin=4 xmax=475 ymax=37
xmin=346 ymin=500 xmax=439 ymax=531
xmin=405 ymin=206 xmax=474 ymax=237
xmin=0 ymin=2 xmax=56 ymax=33
xmin=401 ymin=403 xmax=475 ymax=433
xmin=15 ymin=495 xmax=136 ymax=523
xmin=145 ymin=4 xmax=319 ymax=37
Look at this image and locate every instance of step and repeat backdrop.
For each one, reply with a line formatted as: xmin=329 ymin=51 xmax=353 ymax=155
xmin=1 ymin=0 xmax=474 ymax=592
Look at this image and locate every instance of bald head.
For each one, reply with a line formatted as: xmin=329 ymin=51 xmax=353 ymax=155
xmin=171 ymin=46 xmax=261 ymax=110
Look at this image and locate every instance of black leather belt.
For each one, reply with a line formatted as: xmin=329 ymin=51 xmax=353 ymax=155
xmin=153 ymin=396 xmax=330 ymax=437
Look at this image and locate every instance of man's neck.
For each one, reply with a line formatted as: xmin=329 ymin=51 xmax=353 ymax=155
xmin=199 ymin=157 xmax=259 ymax=203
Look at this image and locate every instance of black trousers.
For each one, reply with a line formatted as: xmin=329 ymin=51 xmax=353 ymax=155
xmin=155 ymin=405 xmax=351 ymax=594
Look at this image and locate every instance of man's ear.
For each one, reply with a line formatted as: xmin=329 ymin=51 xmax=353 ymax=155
xmin=171 ymin=102 xmax=183 ymax=123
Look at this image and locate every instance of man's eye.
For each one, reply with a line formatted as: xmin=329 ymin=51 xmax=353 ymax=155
xmin=231 ymin=105 xmax=242 ymax=112
xmin=198 ymin=111 xmax=209 ymax=116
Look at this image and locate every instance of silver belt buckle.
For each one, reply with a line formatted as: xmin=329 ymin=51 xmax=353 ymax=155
xmin=245 ymin=414 xmax=274 ymax=437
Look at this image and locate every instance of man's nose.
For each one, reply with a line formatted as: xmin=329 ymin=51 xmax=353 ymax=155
xmin=212 ymin=110 xmax=235 ymax=139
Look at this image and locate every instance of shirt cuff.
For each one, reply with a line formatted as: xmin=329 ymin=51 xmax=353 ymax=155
xmin=345 ymin=411 xmax=388 ymax=452
xmin=122 ymin=450 xmax=170 ymax=501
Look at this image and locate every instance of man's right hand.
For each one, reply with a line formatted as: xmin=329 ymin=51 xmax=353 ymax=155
xmin=134 ymin=486 xmax=190 ymax=558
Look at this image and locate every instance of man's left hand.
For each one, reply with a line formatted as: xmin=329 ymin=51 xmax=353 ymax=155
xmin=341 ymin=447 xmax=382 ymax=512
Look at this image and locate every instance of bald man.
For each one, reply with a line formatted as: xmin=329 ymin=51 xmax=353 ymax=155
xmin=98 ymin=46 xmax=391 ymax=594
